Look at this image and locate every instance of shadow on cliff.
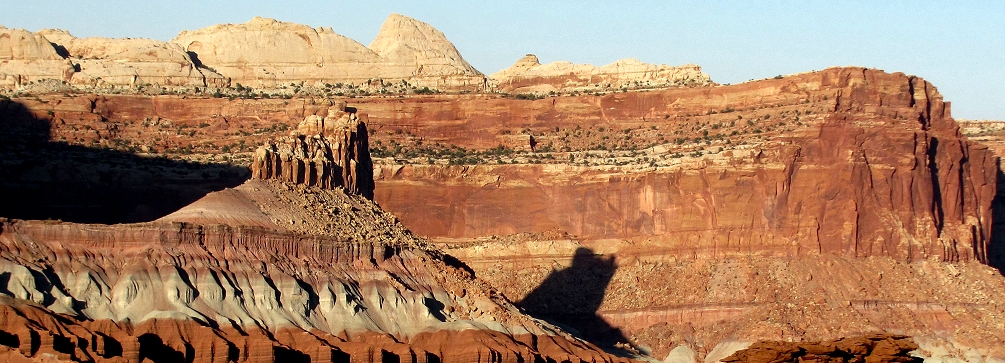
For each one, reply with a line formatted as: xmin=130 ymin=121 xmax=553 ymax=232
xmin=0 ymin=99 xmax=249 ymax=224
xmin=517 ymin=247 xmax=632 ymax=353
xmin=989 ymin=167 xmax=1005 ymax=274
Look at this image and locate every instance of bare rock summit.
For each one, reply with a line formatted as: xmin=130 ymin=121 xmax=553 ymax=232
xmin=368 ymin=14 xmax=483 ymax=87
xmin=0 ymin=25 xmax=224 ymax=90
xmin=172 ymin=15 xmax=485 ymax=90
xmin=490 ymin=53 xmax=712 ymax=93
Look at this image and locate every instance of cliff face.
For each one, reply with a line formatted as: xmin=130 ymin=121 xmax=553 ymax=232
xmin=373 ymin=68 xmax=996 ymax=263
xmin=0 ymin=26 xmax=76 ymax=88
xmin=171 ymin=15 xmax=485 ymax=90
xmin=0 ymin=26 xmax=224 ymax=90
xmin=38 ymin=28 xmax=228 ymax=88
xmin=252 ymin=104 xmax=374 ymax=199
xmin=3 ymin=67 xmax=1002 ymax=361
xmin=490 ymin=54 xmax=713 ymax=93
xmin=0 ymin=182 xmax=626 ymax=363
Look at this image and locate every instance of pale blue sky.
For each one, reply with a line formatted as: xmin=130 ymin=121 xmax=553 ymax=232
xmin=3 ymin=1 xmax=1002 ymax=119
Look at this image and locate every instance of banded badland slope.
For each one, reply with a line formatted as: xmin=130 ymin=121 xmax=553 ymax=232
xmin=2 ymin=13 xmax=1005 ymax=363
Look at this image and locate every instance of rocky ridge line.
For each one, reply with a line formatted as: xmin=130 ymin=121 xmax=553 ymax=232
xmin=0 ymin=26 xmax=225 ymax=91
xmin=489 ymin=54 xmax=712 ymax=93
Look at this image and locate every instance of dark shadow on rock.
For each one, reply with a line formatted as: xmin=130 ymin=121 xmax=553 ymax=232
xmin=989 ymin=166 xmax=1005 ymax=274
xmin=0 ymin=98 xmax=249 ymax=223
xmin=274 ymin=346 xmax=310 ymax=363
xmin=423 ymin=296 xmax=447 ymax=321
xmin=138 ymin=334 xmax=187 ymax=363
xmin=517 ymin=247 xmax=630 ymax=351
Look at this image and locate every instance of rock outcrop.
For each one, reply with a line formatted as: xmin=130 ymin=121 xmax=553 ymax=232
xmin=0 ymin=25 xmax=75 ymax=88
xmin=368 ymin=14 xmax=484 ymax=89
xmin=252 ymin=102 xmax=374 ymax=199
xmin=0 ymin=26 xmax=225 ymax=90
xmin=37 ymin=28 xmax=228 ymax=88
xmin=721 ymin=335 xmax=922 ymax=363
xmin=0 ymin=179 xmax=630 ymax=363
xmin=489 ymin=54 xmax=712 ymax=93
xmin=5 ymin=67 xmax=1004 ymax=361
xmin=371 ymin=68 xmax=996 ymax=264
xmin=6 ymin=16 xmax=721 ymax=95
xmin=171 ymin=15 xmax=485 ymax=90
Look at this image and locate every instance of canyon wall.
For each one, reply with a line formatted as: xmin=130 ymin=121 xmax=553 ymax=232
xmin=370 ymin=68 xmax=997 ymax=263
xmin=171 ymin=14 xmax=485 ymax=90
xmin=0 ymin=198 xmax=624 ymax=363
xmin=3 ymin=67 xmax=1002 ymax=361
xmin=252 ymin=104 xmax=374 ymax=198
xmin=0 ymin=26 xmax=224 ymax=90
xmin=490 ymin=54 xmax=712 ymax=93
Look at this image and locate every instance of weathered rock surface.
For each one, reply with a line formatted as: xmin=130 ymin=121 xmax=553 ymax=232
xmin=368 ymin=14 xmax=484 ymax=89
xmin=721 ymin=334 xmax=922 ymax=363
xmin=172 ymin=15 xmax=485 ymax=90
xmin=5 ymin=67 xmax=1004 ymax=362
xmin=38 ymin=28 xmax=228 ymax=88
xmin=0 ymin=179 xmax=629 ymax=363
xmin=6 ymin=15 xmax=720 ymax=95
xmin=447 ymin=235 xmax=1005 ymax=361
xmin=373 ymin=68 xmax=996 ymax=264
xmin=0 ymin=26 xmax=224 ymax=90
xmin=489 ymin=54 xmax=712 ymax=93
xmin=252 ymin=104 xmax=374 ymax=198
xmin=0 ymin=25 xmax=75 ymax=87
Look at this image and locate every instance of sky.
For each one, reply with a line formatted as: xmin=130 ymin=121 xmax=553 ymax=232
xmin=2 ymin=1 xmax=1002 ymax=119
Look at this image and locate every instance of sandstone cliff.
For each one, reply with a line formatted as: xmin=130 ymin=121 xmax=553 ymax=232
xmin=489 ymin=54 xmax=712 ymax=93
xmin=252 ymin=103 xmax=374 ymax=199
xmin=171 ymin=15 xmax=485 ymax=90
xmin=5 ymin=67 xmax=1004 ymax=361
xmin=5 ymin=15 xmax=720 ymax=95
xmin=368 ymin=14 xmax=484 ymax=89
xmin=0 ymin=25 xmax=75 ymax=88
xmin=38 ymin=28 xmax=228 ymax=88
xmin=371 ymin=68 xmax=996 ymax=265
xmin=0 ymin=180 xmax=628 ymax=363
xmin=0 ymin=26 xmax=225 ymax=90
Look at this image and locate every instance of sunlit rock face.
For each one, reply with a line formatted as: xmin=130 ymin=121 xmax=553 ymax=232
xmin=171 ymin=14 xmax=486 ymax=90
xmin=490 ymin=53 xmax=713 ymax=93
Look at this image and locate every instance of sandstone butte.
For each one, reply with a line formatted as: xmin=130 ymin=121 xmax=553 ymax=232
xmin=2 ymin=13 xmax=1005 ymax=363
xmin=0 ymin=109 xmax=630 ymax=363
xmin=2 ymin=15 xmax=709 ymax=95
xmin=5 ymin=65 xmax=1005 ymax=362
xmin=0 ymin=25 xmax=227 ymax=89
xmin=0 ymin=14 xmax=489 ymax=92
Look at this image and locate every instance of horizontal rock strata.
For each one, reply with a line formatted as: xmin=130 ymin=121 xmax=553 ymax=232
xmin=0 ymin=26 xmax=224 ymax=90
xmin=490 ymin=54 xmax=712 ymax=93
xmin=171 ymin=15 xmax=485 ymax=90
xmin=721 ymin=334 xmax=921 ymax=363
xmin=371 ymin=68 xmax=997 ymax=263
xmin=0 ymin=179 xmax=629 ymax=363
xmin=251 ymin=103 xmax=374 ymax=199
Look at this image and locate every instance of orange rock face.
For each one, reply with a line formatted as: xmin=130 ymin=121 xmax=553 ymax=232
xmin=252 ymin=106 xmax=374 ymax=198
xmin=721 ymin=334 xmax=921 ymax=363
xmin=3 ymin=67 xmax=1002 ymax=361
xmin=369 ymin=68 xmax=996 ymax=263
xmin=0 ymin=204 xmax=629 ymax=363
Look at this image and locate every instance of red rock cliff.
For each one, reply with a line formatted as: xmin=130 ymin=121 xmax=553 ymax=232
xmin=0 ymin=181 xmax=630 ymax=363
xmin=370 ymin=68 xmax=997 ymax=263
xmin=252 ymin=104 xmax=374 ymax=199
